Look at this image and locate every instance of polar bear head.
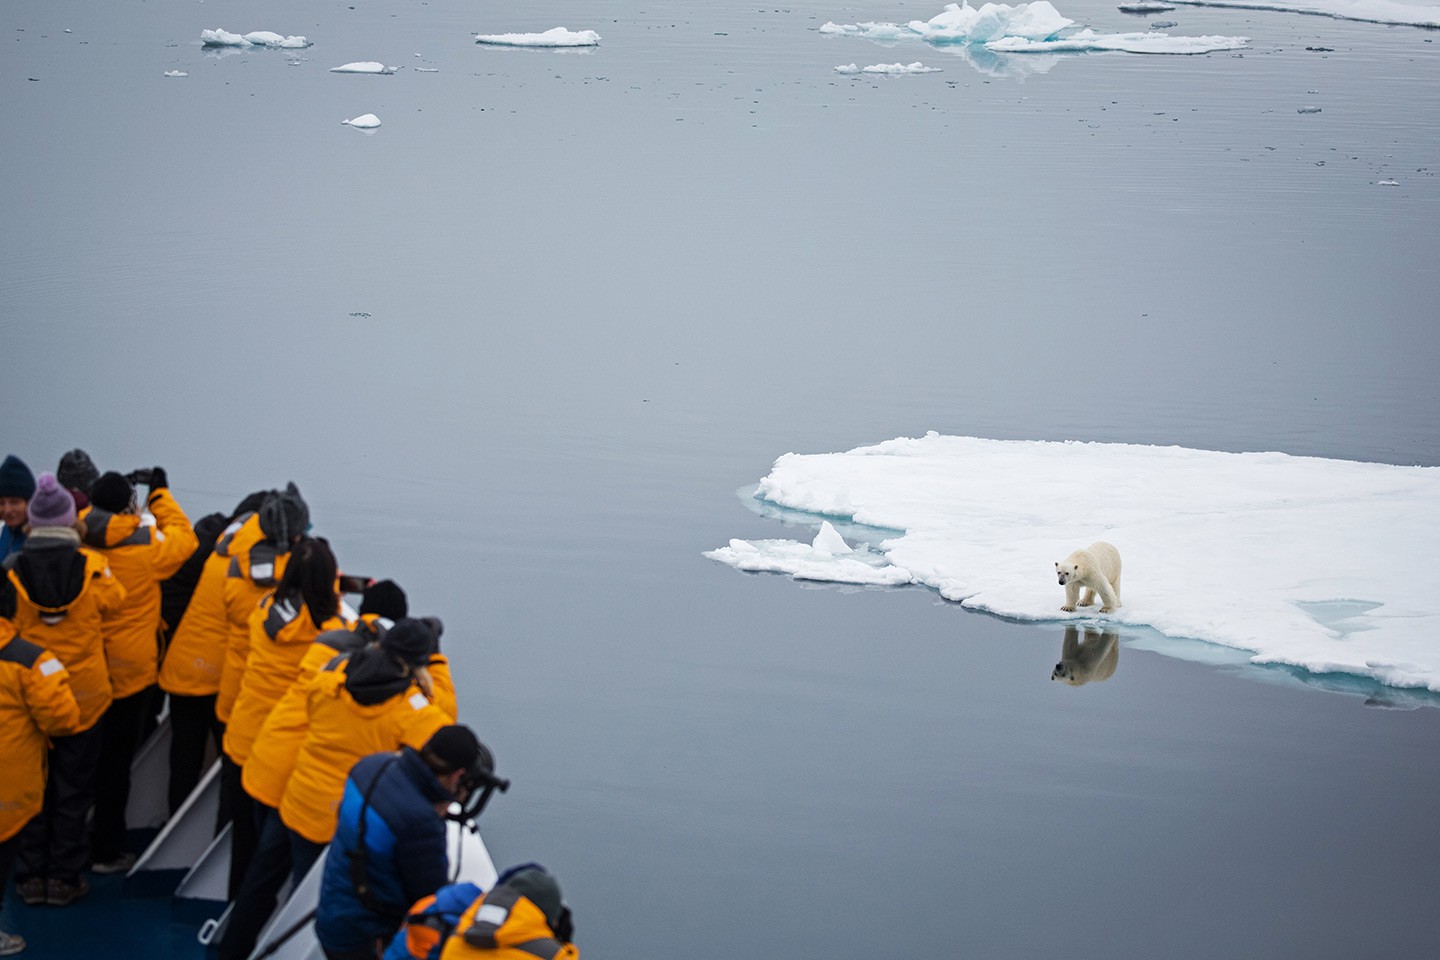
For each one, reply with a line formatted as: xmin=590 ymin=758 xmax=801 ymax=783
xmin=1055 ymin=559 xmax=1082 ymax=586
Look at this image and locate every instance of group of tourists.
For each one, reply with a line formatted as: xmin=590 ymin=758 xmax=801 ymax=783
xmin=0 ymin=450 xmax=578 ymax=960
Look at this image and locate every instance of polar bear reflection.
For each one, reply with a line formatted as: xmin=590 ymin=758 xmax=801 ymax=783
xmin=1051 ymin=625 xmax=1120 ymax=686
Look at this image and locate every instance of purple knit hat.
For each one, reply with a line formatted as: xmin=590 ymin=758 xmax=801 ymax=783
xmin=28 ymin=472 xmax=78 ymax=528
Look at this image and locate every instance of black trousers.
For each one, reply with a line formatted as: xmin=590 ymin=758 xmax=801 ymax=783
xmin=16 ymin=723 xmax=103 ymax=885
xmin=91 ymin=688 xmax=155 ymax=862
xmin=217 ymin=803 xmax=290 ymax=960
xmin=219 ymin=754 xmax=257 ymax=899
xmin=0 ymin=834 xmax=17 ymax=924
xmin=166 ymin=692 xmax=224 ymax=816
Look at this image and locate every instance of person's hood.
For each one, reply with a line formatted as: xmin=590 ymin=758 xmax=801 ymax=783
xmin=80 ymin=508 xmax=142 ymax=549
xmin=9 ymin=536 xmax=87 ymax=611
xmin=343 ymin=644 xmax=413 ymax=706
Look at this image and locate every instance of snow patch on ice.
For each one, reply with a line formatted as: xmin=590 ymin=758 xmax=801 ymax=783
xmin=707 ymin=433 xmax=1440 ymax=693
xmin=989 ymin=28 xmax=1249 ymax=52
xmin=474 ymin=27 xmax=601 ymax=47
xmin=1165 ymin=0 xmax=1440 ymax=28
xmin=329 ymin=62 xmax=399 ymax=74
xmin=836 ymin=61 xmax=943 ymax=73
xmin=201 ymin=28 xmax=311 ymax=49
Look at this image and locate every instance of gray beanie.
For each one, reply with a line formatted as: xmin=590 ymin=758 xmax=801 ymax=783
xmin=57 ymin=449 xmax=100 ymax=494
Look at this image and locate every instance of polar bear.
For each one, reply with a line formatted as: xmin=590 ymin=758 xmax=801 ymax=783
xmin=1051 ymin=625 xmax=1120 ymax=686
xmin=1055 ymin=541 xmax=1122 ymax=613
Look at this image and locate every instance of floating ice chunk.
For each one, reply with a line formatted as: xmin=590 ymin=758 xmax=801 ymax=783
xmin=820 ymin=20 xmax=917 ymax=39
xmin=341 ymin=113 xmax=382 ymax=128
xmin=163 ymin=70 xmax=188 ymax=77
xmin=812 ymin=521 xmax=853 ymax=555
xmin=473 ymin=27 xmax=601 ymax=47
xmin=201 ymin=28 xmax=310 ymax=48
xmin=329 ymin=61 xmax=399 ymax=74
xmin=1164 ymin=0 xmax=1440 ymax=28
xmin=709 ymin=433 xmax=1440 ymax=693
xmin=987 ymin=28 xmax=1249 ymax=52
xmin=1118 ymin=2 xmax=1176 ymax=11
xmin=866 ymin=61 xmax=943 ymax=72
xmin=911 ymin=2 xmax=1076 ymax=42
xmin=1151 ymin=19 xmax=1180 ymax=25
xmin=415 ymin=67 xmax=440 ymax=72
xmin=703 ymin=537 xmax=912 ymax=586
xmin=1376 ymin=179 xmax=1399 ymax=185
xmin=835 ymin=63 xmax=862 ymax=73
xmin=1297 ymin=105 xmax=1322 ymax=113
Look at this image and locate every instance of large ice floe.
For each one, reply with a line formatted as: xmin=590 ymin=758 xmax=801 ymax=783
xmin=1164 ymin=0 xmax=1440 ymax=27
xmin=821 ymin=2 xmax=1249 ymax=55
xmin=200 ymin=29 xmax=311 ymax=49
xmin=705 ymin=433 xmax=1440 ymax=695
xmin=473 ymin=27 xmax=601 ymax=47
xmin=329 ymin=62 xmax=399 ymax=74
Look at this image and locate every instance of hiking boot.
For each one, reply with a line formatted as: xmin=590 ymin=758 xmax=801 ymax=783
xmin=89 ymin=852 xmax=136 ymax=875
xmin=44 ymin=876 xmax=88 ymax=907
xmin=0 ymin=931 xmax=26 ymax=956
xmin=15 ymin=877 xmax=46 ymax=907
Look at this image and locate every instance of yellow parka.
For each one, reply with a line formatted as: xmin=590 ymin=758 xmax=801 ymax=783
xmin=278 ymin=657 xmax=451 ymax=844
xmin=7 ymin=542 xmax=127 ymax=732
xmin=439 ymin=887 xmax=579 ymax=960
xmin=0 ymin=620 xmax=82 ymax=842
xmin=79 ymin=488 xmax=199 ymax=699
xmin=222 ymin=592 xmax=347 ymax=768
xmin=243 ymin=622 xmax=458 ymax=810
xmin=158 ymin=512 xmax=264 ymax=698
xmin=217 ymin=536 xmax=290 ymax=723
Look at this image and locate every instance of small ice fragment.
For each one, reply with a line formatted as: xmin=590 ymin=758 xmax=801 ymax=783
xmin=863 ymin=61 xmax=942 ymax=74
xmin=1151 ymin=20 xmax=1178 ymax=27
xmin=1375 ymin=179 xmax=1399 ymax=186
xmin=812 ymin=521 xmax=852 ymax=556
xmin=473 ymin=27 xmax=600 ymax=47
xmin=341 ymin=113 xmax=382 ymax=128
xmin=415 ymin=67 xmax=439 ymax=72
xmin=835 ymin=63 xmax=861 ymax=74
xmin=1297 ymin=105 xmax=1322 ymax=113
xmin=163 ymin=70 xmax=188 ymax=77
xmin=330 ymin=61 xmax=398 ymax=74
xmin=1118 ymin=2 xmax=1175 ymax=10
xmin=201 ymin=28 xmax=248 ymax=47
xmin=64 ymin=28 xmax=72 ymax=34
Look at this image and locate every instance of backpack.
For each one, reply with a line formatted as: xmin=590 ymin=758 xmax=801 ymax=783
xmin=383 ymin=883 xmax=484 ymax=960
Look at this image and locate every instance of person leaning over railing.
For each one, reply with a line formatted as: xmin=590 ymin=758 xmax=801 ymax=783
xmin=79 ymin=468 xmax=199 ymax=874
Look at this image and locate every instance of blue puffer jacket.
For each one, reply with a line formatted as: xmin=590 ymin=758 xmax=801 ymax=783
xmin=315 ymin=747 xmax=455 ymax=952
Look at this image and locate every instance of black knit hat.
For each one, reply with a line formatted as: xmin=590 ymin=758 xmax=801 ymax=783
xmin=259 ymin=482 xmax=309 ymax=543
xmin=359 ymin=579 xmax=408 ymax=621
xmin=90 ymin=471 xmax=135 ymax=514
xmin=422 ymin=725 xmax=489 ymax=776
xmin=0 ymin=455 xmax=36 ymax=501
xmin=381 ymin=617 xmax=435 ymax=666
xmin=56 ymin=449 xmax=100 ymax=494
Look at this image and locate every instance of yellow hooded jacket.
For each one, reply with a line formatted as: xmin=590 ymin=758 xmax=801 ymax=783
xmin=79 ymin=488 xmax=199 ymax=699
xmin=439 ymin=886 xmax=579 ymax=960
xmin=223 ymin=592 xmax=347 ymax=768
xmin=217 ymin=535 xmax=291 ymax=723
xmin=0 ymin=619 xmax=83 ymax=842
xmin=278 ymin=658 xmax=451 ymax=844
xmin=7 ymin=545 xmax=127 ymax=732
xmin=159 ymin=512 xmax=264 ymax=698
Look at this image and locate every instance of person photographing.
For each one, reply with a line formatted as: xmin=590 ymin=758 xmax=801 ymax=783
xmin=315 ymin=725 xmax=507 ymax=960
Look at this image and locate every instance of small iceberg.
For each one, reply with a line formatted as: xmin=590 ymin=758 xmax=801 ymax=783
xmin=1118 ymin=2 xmax=1176 ymax=11
xmin=329 ymin=62 xmax=399 ymax=74
xmin=823 ymin=2 xmax=1249 ymax=55
xmin=341 ymin=113 xmax=382 ymax=128
xmin=1297 ymin=105 xmax=1322 ymax=113
xmin=835 ymin=61 xmax=943 ymax=73
xmin=704 ymin=522 xmax=914 ymax=587
xmin=200 ymin=28 xmax=311 ymax=49
xmin=473 ymin=27 xmax=601 ymax=47
xmin=163 ymin=70 xmax=188 ymax=78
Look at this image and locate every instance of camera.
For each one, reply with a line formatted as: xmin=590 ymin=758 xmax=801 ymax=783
xmin=337 ymin=574 xmax=372 ymax=595
xmin=125 ymin=468 xmax=155 ymax=486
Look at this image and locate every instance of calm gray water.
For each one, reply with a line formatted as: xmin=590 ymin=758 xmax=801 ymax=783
xmin=4 ymin=0 xmax=1440 ymax=956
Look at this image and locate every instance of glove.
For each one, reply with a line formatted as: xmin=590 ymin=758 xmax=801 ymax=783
xmin=149 ymin=466 xmax=169 ymax=490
